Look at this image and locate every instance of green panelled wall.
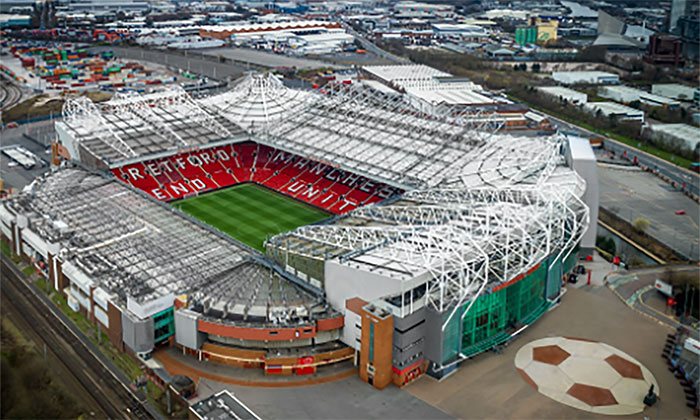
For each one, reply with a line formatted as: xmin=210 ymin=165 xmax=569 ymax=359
xmin=563 ymin=247 xmax=579 ymax=274
xmin=440 ymin=248 xmax=578 ymax=363
xmin=153 ymin=307 xmax=175 ymax=343
xmin=546 ymin=257 xmax=563 ymax=299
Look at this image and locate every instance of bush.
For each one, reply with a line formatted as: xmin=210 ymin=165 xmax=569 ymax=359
xmin=632 ymin=217 xmax=650 ymax=234
xmin=596 ymin=235 xmax=616 ymax=256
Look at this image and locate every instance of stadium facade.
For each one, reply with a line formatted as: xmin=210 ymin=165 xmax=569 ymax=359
xmin=0 ymin=69 xmax=596 ymax=388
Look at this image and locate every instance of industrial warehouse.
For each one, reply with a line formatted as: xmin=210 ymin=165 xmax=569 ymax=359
xmin=0 ymin=66 xmax=596 ymax=390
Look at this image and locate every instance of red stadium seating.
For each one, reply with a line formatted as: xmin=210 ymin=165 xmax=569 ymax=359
xmin=110 ymin=142 xmax=402 ymax=215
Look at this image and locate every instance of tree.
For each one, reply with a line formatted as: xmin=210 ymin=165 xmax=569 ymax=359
xmin=632 ymin=217 xmax=650 ymax=234
xmin=532 ymin=63 xmax=541 ymax=73
xmin=596 ymin=235 xmax=616 ymax=256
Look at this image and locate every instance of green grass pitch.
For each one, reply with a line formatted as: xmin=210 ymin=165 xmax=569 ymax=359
xmin=173 ymin=183 xmax=331 ymax=251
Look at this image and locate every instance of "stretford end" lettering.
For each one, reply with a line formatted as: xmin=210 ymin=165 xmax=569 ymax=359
xmin=112 ymin=142 xmax=402 ymax=214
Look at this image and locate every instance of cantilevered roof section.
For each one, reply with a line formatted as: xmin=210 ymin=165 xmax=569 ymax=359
xmin=267 ymin=134 xmax=590 ymax=314
xmin=58 ymin=86 xmax=246 ymax=165
xmin=259 ymin=82 xmax=489 ymax=189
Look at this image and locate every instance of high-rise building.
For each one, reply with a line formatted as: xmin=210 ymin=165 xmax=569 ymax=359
xmin=677 ymin=14 xmax=699 ymax=59
xmin=670 ymin=0 xmax=690 ymax=32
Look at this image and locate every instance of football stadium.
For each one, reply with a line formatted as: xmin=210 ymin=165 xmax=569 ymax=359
xmin=0 ymin=67 xmax=596 ymax=389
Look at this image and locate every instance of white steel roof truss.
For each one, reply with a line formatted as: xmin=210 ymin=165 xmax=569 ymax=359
xmin=63 ymin=96 xmax=136 ymax=159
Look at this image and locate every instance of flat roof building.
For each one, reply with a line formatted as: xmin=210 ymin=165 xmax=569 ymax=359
xmin=651 ymin=84 xmax=699 ymax=104
xmin=362 ymin=64 xmax=500 ymax=115
xmin=650 ymin=123 xmax=700 ymax=151
xmin=393 ymin=2 xmax=454 ymax=19
xmin=62 ymin=0 xmax=149 ymax=12
xmin=538 ymin=86 xmax=588 ymax=104
xmin=432 ymin=23 xmax=487 ymax=38
xmin=598 ymin=85 xmax=680 ymax=108
xmin=552 ymin=71 xmax=620 ymax=85
xmin=584 ymin=101 xmax=645 ymax=122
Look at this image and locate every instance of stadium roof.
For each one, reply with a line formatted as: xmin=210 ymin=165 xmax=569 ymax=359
xmin=61 ymin=73 xmax=497 ymax=189
xmin=362 ymin=64 xmax=452 ymax=85
xmin=58 ymin=86 xmax=246 ymax=165
xmin=268 ymin=133 xmax=588 ymax=316
xmin=252 ymin=82 xmax=487 ymax=189
xmin=1 ymin=167 xmax=325 ymax=323
xmin=55 ymin=69 xmax=590 ymax=320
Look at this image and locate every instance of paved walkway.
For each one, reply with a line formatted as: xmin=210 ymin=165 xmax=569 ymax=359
xmin=571 ymin=251 xmax=619 ymax=288
xmin=404 ymin=287 xmax=692 ymax=419
xmin=154 ymin=347 xmax=357 ymax=388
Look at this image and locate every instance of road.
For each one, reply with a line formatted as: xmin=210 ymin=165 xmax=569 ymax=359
xmin=551 ymin=115 xmax=700 ymax=198
xmin=602 ymin=138 xmax=699 ymax=198
xmin=607 ymin=265 xmax=700 ymax=333
xmin=340 ymin=22 xmax=410 ymax=65
xmin=0 ymin=255 xmax=157 ymax=420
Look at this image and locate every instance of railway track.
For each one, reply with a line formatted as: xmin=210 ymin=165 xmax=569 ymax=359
xmin=1 ymin=255 xmax=156 ymax=420
xmin=0 ymin=80 xmax=22 ymax=111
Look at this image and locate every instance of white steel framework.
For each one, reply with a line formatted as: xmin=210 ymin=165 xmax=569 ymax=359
xmin=61 ymin=86 xmax=244 ymax=164
xmin=56 ymin=71 xmax=591 ymax=326
xmin=267 ymin=132 xmax=589 ymax=320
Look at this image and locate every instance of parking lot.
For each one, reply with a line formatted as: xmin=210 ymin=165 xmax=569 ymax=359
xmin=0 ymin=121 xmax=53 ymax=191
xmin=597 ymin=163 xmax=700 ymax=260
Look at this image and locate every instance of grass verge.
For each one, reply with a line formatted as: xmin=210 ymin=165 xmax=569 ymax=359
xmin=22 ymin=266 xmax=35 ymax=277
xmin=1 ymin=240 xmax=12 ymax=258
xmin=48 ymin=291 xmax=142 ymax=380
